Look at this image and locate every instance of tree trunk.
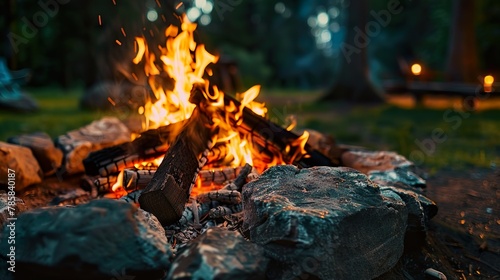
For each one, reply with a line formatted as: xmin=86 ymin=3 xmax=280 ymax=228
xmin=445 ymin=0 xmax=479 ymax=83
xmin=322 ymin=0 xmax=384 ymax=103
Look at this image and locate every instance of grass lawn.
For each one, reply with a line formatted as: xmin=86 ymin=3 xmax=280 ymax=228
xmin=0 ymin=87 xmax=109 ymax=141
xmin=1 ymin=87 xmax=499 ymax=173
xmin=262 ymin=89 xmax=500 ymax=173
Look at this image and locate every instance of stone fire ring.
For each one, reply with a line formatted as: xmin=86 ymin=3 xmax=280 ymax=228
xmin=242 ymin=165 xmax=408 ymax=280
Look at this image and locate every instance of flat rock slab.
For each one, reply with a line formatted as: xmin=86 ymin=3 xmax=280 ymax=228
xmin=342 ymin=150 xmax=426 ymax=188
xmin=167 ymin=227 xmax=269 ymax=280
xmin=56 ymin=117 xmax=131 ymax=174
xmin=0 ymin=199 xmax=172 ymax=280
xmin=8 ymin=132 xmax=63 ymax=176
xmin=341 ymin=150 xmax=413 ymax=174
xmin=0 ymin=141 xmax=43 ymax=190
xmin=242 ymin=165 xmax=408 ymax=280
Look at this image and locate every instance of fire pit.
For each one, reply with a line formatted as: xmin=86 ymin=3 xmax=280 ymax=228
xmin=1 ymin=16 xmax=444 ymax=280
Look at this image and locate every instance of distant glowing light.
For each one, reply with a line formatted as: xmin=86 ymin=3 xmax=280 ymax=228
xmin=195 ymin=0 xmax=207 ymax=8
xmin=201 ymin=1 xmax=214 ymax=13
xmin=330 ymin=22 xmax=340 ymax=32
xmin=484 ymin=75 xmax=494 ymax=93
xmin=147 ymin=10 xmax=158 ymax=22
xmin=484 ymin=75 xmax=494 ymax=85
xmin=187 ymin=7 xmax=201 ymax=22
xmin=317 ymin=12 xmax=329 ymax=27
xmin=329 ymin=7 xmax=340 ymax=19
xmin=320 ymin=30 xmax=331 ymax=42
xmin=200 ymin=14 xmax=211 ymax=25
xmin=307 ymin=16 xmax=317 ymax=27
xmin=275 ymin=2 xmax=286 ymax=14
xmin=411 ymin=64 xmax=422 ymax=76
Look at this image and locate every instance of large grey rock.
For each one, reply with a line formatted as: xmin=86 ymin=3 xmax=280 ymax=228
xmin=242 ymin=165 xmax=408 ymax=280
xmin=0 ymin=199 xmax=172 ymax=280
xmin=167 ymin=227 xmax=268 ymax=280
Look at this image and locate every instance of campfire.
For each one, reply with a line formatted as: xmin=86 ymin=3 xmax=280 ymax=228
xmin=81 ymin=16 xmax=335 ymax=224
xmin=0 ymin=15 xmax=443 ymax=280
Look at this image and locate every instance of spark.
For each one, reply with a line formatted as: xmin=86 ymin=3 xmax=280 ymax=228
xmin=107 ymin=97 xmax=116 ymax=106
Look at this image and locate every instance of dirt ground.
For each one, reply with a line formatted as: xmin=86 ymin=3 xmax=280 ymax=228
xmin=403 ymin=168 xmax=500 ymax=279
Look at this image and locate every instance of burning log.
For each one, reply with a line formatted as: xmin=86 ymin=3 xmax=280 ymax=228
xmin=83 ymin=121 xmax=186 ymax=177
xmin=223 ymin=163 xmax=253 ymax=192
xmin=198 ymin=166 xmax=242 ymax=186
xmin=83 ymin=122 xmax=232 ymax=178
xmin=121 ymin=166 xmax=244 ymax=194
xmin=191 ymin=86 xmax=336 ymax=168
xmin=82 ymin=165 xmax=245 ymax=195
xmin=122 ymin=169 xmax=155 ymax=193
xmin=93 ymin=175 xmax=118 ymax=193
xmin=139 ymin=107 xmax=215 ymax=226
xmin=196 ymin=190 xmax=242 ymax=205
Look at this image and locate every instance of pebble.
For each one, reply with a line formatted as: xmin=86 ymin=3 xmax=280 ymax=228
xmin=424 ymin=268 xmax=447 ymax=279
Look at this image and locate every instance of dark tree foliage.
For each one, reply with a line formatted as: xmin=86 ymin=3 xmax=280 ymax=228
xmin=1 ymin=0 xmax=499 ymax=88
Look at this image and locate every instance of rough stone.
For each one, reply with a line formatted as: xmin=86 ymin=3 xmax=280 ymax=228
xmin=341 ymin=150 xmax=426 ymax=188
xmin=341 ymin=150 xmax=412 ymax=174
xmin=242 ymin=165 xmax=408 ymax=280
xmin=0 ymin=199 xmax=172 ymax=280
xmin=167 ymin=227 xmax=268 ymax=280
xmin=7 ymin=132 xmax=63 ymax=176
xmin=380 ymin=186 xmax=438 ymax=235
xmin=369 ymin=168 xmax=427 ymax=189
xmin=56 ymin=117 xmax=131 ymax=174
xmin=0 ymin=141 xmax=43 ymax=190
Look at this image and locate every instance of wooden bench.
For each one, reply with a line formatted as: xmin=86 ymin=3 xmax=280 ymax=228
xmin=383 ymin=80 xmax=498 ymax=109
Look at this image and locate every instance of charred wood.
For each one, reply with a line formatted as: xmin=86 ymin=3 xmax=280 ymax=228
xmin=83 ymin=121 xmax=186 ymax=177
xmin=139 ymin=107 xmax=215 ymax=226
xmin=191 ymin=85 xmax=336 ymax=168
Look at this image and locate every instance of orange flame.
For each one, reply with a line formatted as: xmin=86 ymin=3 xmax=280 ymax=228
xmin=111 ymin=16 xmax=309 ymax=194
